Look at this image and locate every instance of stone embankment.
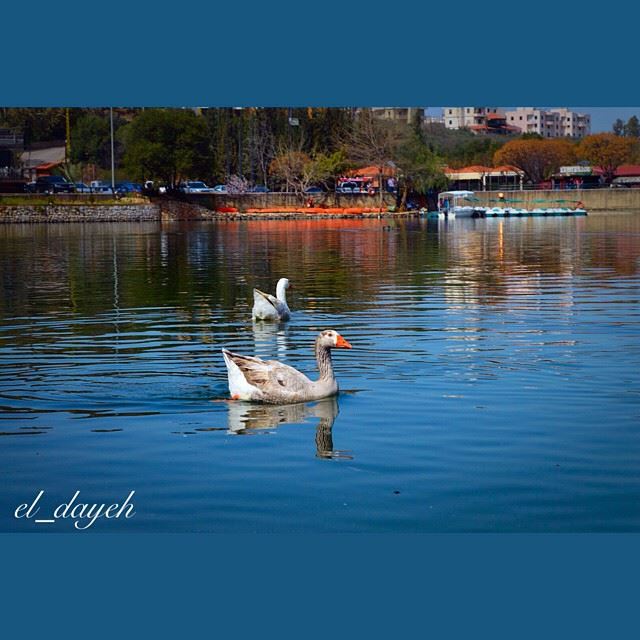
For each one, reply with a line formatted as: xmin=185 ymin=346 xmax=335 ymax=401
xmin=0 ymin=202 xmax=159 ymax=223
xmin=0 ymin=196 xmax=407 ymax=223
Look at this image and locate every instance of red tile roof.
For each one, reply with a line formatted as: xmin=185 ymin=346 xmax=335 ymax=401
xmin=346 ymin=165 xmax=396 ymax=177
xmin=615 ymin=165 xmax=640 ymax=177
xmin=591 ymin=165 xmax=640 ymax=177
xmin=445 ymin=164 xmax=523 ymax=175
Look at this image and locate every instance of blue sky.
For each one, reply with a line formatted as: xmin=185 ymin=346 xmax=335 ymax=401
xmin=426 ymin=107 xmax=640 ymax=132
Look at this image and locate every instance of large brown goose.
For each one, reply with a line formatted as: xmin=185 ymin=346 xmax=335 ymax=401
xmin=222 ymin=330 xmax=352 ymax=404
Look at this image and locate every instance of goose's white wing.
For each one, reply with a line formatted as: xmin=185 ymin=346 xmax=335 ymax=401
xmin=252 ymin=289 xmax=280 ymax=320
xmin=222 ymin=349 xmax=311 ymax=402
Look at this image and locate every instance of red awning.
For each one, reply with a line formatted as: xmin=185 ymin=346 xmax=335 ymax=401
xmin=346 ymin=165 xmax=396 ymax=177
xmin=35 ymin=161 xmax=62 ymax=171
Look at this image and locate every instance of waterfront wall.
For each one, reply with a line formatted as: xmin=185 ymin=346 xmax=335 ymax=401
xmin=0 ymin=200 xmax=399 ymax=223
xmin=159 ymin=199 xmax=222 ymax=221
xmin=183 ymin=192 xmax=397 ymax=211
xmin=157 ymin=198 xmax=406 ymax=220
xmin=2 ymin=189 xmax=639 ymax=223
xmin=0 ymin=203 xmax=160 ymax=223
xmin=474 ymin=189 xmax=640 ymax=212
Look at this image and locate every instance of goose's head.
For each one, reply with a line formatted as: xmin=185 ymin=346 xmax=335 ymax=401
xmin=277 ymin=277 xmax=291 ymax=290
xmin=318 ymin=330 xmax=352 ymax=350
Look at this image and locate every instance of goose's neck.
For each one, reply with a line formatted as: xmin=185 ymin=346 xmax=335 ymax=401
xmin=276 ymin=281 xmax=288 ymax=303
xmin=315 ymin=341 xmax=335 ymax=381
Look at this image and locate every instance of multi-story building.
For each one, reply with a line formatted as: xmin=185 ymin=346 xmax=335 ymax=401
xmin=551 ymin=108 xmax=591 ymax=138
xmin=504 ymin=108 xmax=558 ymax=137
xmin=370 ymin=107 xmax=425 ymax=123
xmin=505 ymin=108 xmax=590 ymax=138
xmin=0 ymin=128 xmax=24 ymax=180
xmin=443 ymin=107 xmax=500 ymax=130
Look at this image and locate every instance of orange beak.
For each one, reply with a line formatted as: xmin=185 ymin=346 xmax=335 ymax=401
xmin=335 ymin=334 xmax=352 ymax=349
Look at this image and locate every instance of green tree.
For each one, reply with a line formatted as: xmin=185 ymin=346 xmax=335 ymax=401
xmin=70 ymin=113 xmax=111 ymax=166
xmin=613 ymin=118 xmax=625 ymax=136
xmin=122 ymin=109 xmax=212 ymax=186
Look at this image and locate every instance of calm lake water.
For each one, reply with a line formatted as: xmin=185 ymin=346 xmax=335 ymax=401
xmin=1 ymin=214 xmax=639 ymax=532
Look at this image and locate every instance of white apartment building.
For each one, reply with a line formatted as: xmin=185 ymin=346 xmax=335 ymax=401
xmin=505 ymin=107 xmax=591 ymax=138
xmin=443 ymin=107 xmax=500 ymax=129
xmin=552 ymin=108 xmax=591 ymax=137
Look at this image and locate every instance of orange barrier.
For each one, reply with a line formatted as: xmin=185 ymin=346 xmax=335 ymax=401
xmin=225 ymin=206 xmax=390 ymax=215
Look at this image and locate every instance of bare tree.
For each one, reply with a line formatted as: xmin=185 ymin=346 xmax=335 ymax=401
xmin=269 ymin=128 xmax=346 ymax=201
xmin=347 ymin=110 xmax=400 ymax=209
xmin=269 ymin=148 xmax=342 ymax=201
xmin=248 ymin=112 xmax=276 ymax=188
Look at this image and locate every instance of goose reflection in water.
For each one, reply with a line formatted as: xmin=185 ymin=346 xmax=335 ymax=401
xmin=226 ymin=396 xmax=352 ymax=459
xmin=251 ymin=320 xmax=290 ymax=360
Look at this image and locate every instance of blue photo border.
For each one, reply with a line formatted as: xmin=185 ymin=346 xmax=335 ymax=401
xmin=1 ymin=534 xmax=638 ymax=638
xmin=3 ymin=2 xmax=640 ymax=106
xmin=2 ymin=2 xmax=640 ymax=637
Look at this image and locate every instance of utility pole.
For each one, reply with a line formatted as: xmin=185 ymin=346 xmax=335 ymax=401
xmin=65 ymin=108 xmax=71 ymax=167
xmin=238 ymin=111 xmax=243 ymax=178
xmin=110 ymin=107 xmax=115 ymax=192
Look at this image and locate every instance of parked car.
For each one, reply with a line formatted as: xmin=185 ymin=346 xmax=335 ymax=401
xmin=249 ymin=185 xmax=269 ymax=193
xmin=179 ymin=181 xmax=215 ymax=194
xmin=74 ymin=182 xmax=92 ymax=193
xmin=90 ymin=180 xmax=114 ymax=194
xmin=213 ymin=184 xmax=227 ymax=193
xmin=305 ymin=186 xmax=324 ymax=193
xmin=336 ymin=181 xmax=359 ymax=194
xmin=27 ymin=175 xmax=75 ymax=194
xmin=115 ymin=181 xmax=143 ymax=194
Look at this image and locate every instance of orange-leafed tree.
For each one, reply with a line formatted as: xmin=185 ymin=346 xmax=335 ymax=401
xmin=493 ymin=138 xmax=576 ymax=184
xmin=577 ymin=133 xmax=635 ymax=183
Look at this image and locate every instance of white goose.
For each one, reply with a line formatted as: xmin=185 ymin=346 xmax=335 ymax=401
xmin=252 ymin=278 xmax=291 ymax=321
xmin=222 ymin=330 xmax=352 ymax=404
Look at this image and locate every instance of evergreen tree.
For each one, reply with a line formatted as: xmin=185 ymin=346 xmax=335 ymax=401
xmin=624 ymin=115 xmax=640 ymax=137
